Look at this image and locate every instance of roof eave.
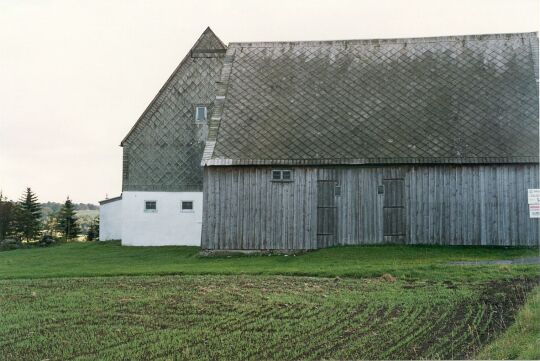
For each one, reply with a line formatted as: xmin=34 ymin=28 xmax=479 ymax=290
xmin=204 ymin=157 xmax=540 ymax=166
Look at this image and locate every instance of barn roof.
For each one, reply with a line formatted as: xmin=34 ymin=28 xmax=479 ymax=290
xmin=202 ymin=32 xmax=539 ymax=166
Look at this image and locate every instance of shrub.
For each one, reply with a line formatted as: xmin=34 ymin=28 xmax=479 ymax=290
xmin=38 ymin=234 xmax=56 ymax=247
xmin=0 ymin=238 xmax=23 ymax=251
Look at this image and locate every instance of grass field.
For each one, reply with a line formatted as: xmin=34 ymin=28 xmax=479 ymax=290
xmin=0 ymin=241 xmax=538 ymax=281
xmin=0 ymin=242 xmax=538 ymax=360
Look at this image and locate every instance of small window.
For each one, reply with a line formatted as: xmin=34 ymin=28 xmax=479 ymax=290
xmin=181 ymin=201 xmax=194 ymax=212
xmin=271 ymin=170 xmax=293 ymax=182
xmin=195 ymin=106 xmax=207 ymax=122
xmin=282 ymin=170 xmax=291 ymax=180
xmin=145 ymin=201 xmax=157 ymax=212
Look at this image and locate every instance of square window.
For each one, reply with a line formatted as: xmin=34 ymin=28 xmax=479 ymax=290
xmin=181 ymin=201 xmax=194 ymax=212
xmin=272 ymin=170 xmax=282 ymax=180
xmin=282 ymin=170 xmax=291 ymax=180
xmin=145 ymin=201 xmax=157 ymax=212
xmin=195 ymin=106 xmax=207 ymax=122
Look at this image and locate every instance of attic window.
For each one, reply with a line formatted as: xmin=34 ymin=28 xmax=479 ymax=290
xmin=195 ymin=105 xmax=207 ymax=122
xmin=271 ymin=170 xmax=293 ymax=182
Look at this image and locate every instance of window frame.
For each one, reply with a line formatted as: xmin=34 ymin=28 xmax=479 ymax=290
xmin=144 ymin=200 xmax=157 ymax=213
xmin=181 ymin=200 xmax=194 ymax=213
xmin=194 ymin=105 xmax=208 ymax=123
xmin=271 ymin=169 xmax=294 ymax=182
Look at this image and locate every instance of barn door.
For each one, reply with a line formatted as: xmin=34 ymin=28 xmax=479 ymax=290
xmin=317 ymin=180 xmax=337 ymax=247
xmin=383 ymin=178 xmax=406 ymax=243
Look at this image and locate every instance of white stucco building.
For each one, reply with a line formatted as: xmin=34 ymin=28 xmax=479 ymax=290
xmin=99 ymin=192 xmax=203 ymax=246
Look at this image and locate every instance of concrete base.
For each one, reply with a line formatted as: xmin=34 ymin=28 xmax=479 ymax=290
xmin=199 ymin=249 xmax=311 ymax=257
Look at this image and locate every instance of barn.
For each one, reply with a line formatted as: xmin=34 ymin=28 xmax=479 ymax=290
xmin=201 ymin=32 xmax=539 ymax=249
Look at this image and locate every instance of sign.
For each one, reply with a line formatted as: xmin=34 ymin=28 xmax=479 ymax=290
xmin=529 ymin=204 xmax=540 ymax=218
xmin=528 ymin=189 xmax=540 ymax=204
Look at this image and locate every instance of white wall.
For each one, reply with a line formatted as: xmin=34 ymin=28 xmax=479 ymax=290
xmin=121 ymin=191 xmax=202 ymax=246
xmin=99 ymin=198 xmax=122 ymax=240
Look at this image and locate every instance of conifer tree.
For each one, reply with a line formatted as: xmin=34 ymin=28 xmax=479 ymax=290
xmin=86 ymin=217 xmax=99 ymax=241
xmin=56 ymin=197 xmax=81 ymax=241
xmin=14 ymin=188 xmax=42 ymax=242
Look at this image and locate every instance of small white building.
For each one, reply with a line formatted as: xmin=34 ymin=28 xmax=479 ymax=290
xmin=99 ymin=192 xmax=203 ymax=246
xmin=98 ymin=196 xmax=122 ymax=241
xmin=99 ymin=27 xmax=226 ymax=246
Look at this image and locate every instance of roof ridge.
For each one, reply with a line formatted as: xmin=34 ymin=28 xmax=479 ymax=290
xmin=229 ymin=31 xmax=538 ymax=48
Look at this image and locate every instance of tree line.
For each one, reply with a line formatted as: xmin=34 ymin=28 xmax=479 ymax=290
xmin=0 ymin=188 xmax=99 ymax=248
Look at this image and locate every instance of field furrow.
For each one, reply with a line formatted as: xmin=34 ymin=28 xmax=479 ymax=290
xmin=0 ymin=275 xmax=536 ymax=360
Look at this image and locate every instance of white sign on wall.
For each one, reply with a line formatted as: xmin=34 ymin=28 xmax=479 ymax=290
xmin=529 ymin=204 xmax=540 ymax=218
xmin=528 ymin=189 xmax=540 ymax=218
xmin=528 ymin=189 xmax=540 ymax=205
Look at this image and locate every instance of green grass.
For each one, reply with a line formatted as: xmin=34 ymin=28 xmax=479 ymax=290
xmin=0 ymin=242 xmax=538 ymax=360
xmin=0 ymin=241 xmax=537 ymax=281
xmin=478 ymin=286 xmax=540 ymax=360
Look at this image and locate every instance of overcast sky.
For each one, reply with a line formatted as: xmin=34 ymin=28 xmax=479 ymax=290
xmin=0 ymin=0 xmax=537 ymax=203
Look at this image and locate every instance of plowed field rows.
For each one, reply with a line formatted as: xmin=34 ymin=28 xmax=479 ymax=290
xmin=0 ymin=275 xmax=535 ymax=360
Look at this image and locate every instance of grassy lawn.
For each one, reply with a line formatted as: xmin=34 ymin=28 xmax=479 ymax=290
xmin=0 ymin=241 xmax=538 ymax=281
xmin=0 ymin=242 xmax=538 ymax=360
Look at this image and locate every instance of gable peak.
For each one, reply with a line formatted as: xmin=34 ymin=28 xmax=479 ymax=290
xmin=192 ymin=26 xmax=226 ymax=51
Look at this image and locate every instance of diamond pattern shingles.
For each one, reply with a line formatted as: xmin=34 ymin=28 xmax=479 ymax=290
xmin=122 ymin=28 xmax=226 ymax=191
xmin=207 ymin=33 xmax=539 ymax=165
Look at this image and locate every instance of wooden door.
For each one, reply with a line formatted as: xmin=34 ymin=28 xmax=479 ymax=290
xmin=317 ymin=180 xmax=337 ymax=247
xmin=383 ymin=178 xmax=406 ymax=243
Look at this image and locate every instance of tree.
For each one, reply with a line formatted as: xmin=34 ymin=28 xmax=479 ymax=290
xmin=86 ymin=217 xmax=99 ymax=241
xmin=56 ymin=197 xmax=81 ymax=241
xmin=0 ymin=192 xmax=16 ymax=241
xmin=14 ymin=188 xmax=42 ymax=242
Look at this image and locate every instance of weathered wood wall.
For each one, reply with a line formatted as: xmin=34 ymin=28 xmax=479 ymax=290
xmin=202 ymin=165 xmax=539 ymax=249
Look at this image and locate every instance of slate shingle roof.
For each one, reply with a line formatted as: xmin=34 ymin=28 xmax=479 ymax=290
xmin=203 ymin=32 xmax=539 ymax=166
xmin=121 ymin=27 xmax=226 ymax=192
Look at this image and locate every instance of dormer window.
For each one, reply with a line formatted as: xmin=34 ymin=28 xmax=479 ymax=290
xmin=195 ymin=105 xmax=207 ymax=122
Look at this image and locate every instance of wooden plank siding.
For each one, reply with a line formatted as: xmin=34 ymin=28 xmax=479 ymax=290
xmin=202 ymin=164 xmax=540 ymax=249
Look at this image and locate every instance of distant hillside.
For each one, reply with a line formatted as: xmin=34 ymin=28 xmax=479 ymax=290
xmin=41 ymin=202 xmax=99 ymax=217
xmin=39 ymin=202 xmax=99 ymax=234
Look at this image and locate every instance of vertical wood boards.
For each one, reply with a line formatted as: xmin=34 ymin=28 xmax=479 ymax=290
xmin=202 ymin=164 xmax=539 ymax=249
